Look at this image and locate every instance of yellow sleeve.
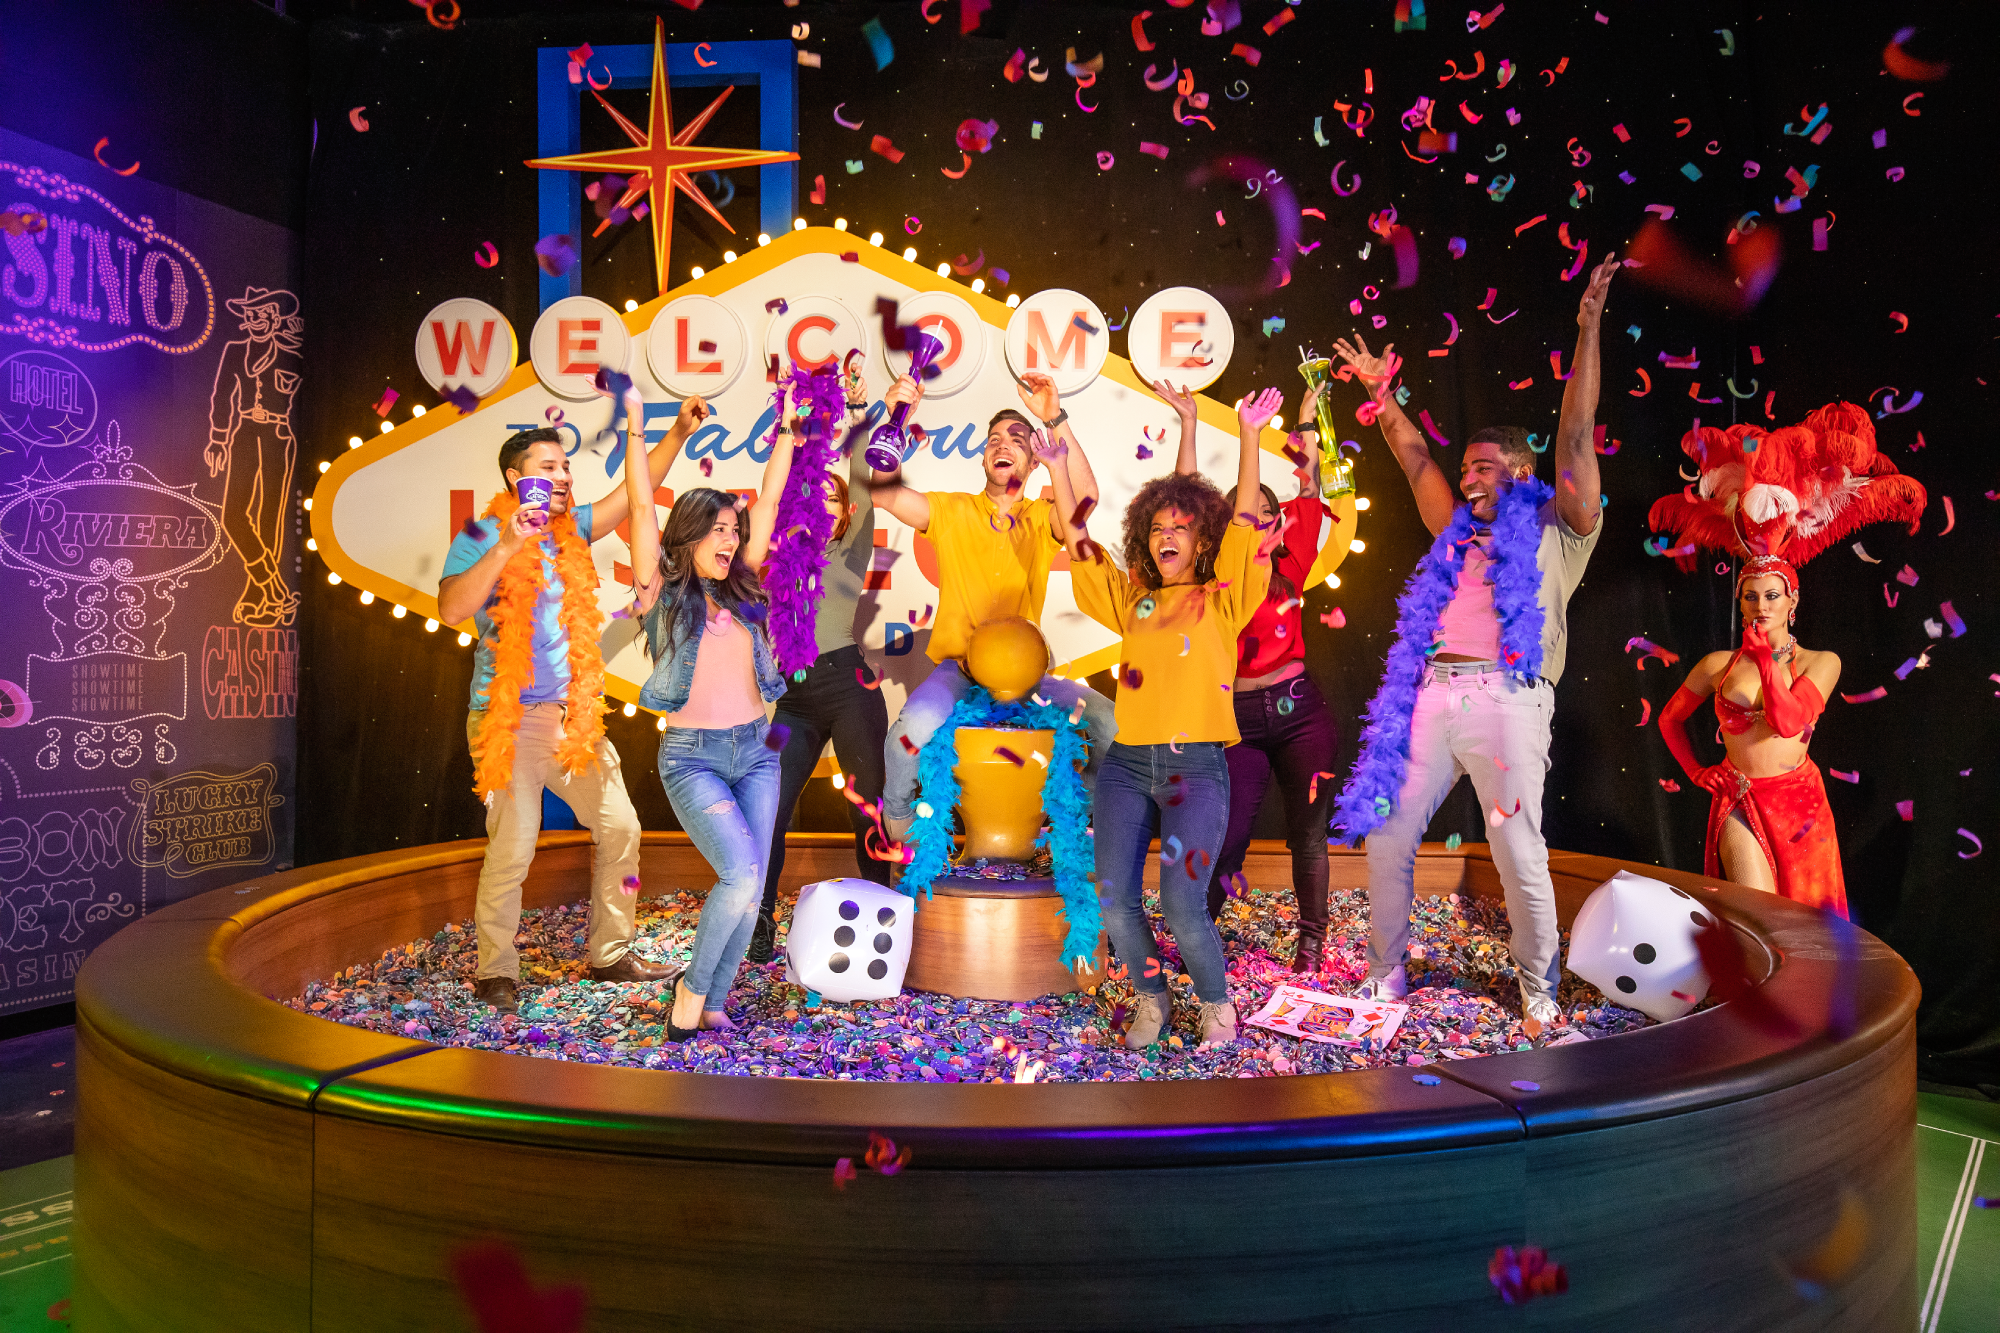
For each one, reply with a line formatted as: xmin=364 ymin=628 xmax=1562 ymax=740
xmin=1210 ymin=521 xmax=1272 ymax=631
xmin=922 ymin=491 xmax=965 ymax=539
xmin=1068 ymin=545 xmax=1135 ymax=635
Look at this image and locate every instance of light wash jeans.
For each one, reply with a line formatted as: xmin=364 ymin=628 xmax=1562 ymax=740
xmin=1093 ymin=740 xmax=1232 ymax=1004
xmin=659 ymin=719 xmax=781 ymax=1011
xmin=881 ymin=658 xmax=1117 ymax=822
xmin=1363 ymin=663 xmax=1562 ymax=1003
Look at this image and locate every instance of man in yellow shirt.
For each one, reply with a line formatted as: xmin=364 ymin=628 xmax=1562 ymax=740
xmin=870 ymin=371 xmax=1116 ymax=839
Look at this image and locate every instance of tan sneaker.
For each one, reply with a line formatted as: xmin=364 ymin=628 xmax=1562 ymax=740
xmin=1123 ymin=989 xmax=1172 ymax=1050
xmin=1198 ymin=1000 xmax=1238 ymax=1047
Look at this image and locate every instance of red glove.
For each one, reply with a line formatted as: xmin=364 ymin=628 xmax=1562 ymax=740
xmin=1757 ymin=660 xmax=1825 ymax=739
xmin=1659 ymin=687 xmax=1732 ymax=795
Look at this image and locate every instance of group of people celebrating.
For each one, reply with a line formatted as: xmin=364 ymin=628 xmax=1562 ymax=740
xmin=439 ymin=249 xmax=1879 ymax=1053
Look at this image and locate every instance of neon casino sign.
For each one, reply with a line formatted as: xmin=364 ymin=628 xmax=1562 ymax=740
xmin=0 ymin=160 xmax=215 ymax=356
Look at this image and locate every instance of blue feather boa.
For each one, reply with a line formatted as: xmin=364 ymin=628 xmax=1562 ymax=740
xmin=901 ymin=685 xmax=1101 ymax=970
xmin=1333 ymin=478 xmax=1553 ymax=845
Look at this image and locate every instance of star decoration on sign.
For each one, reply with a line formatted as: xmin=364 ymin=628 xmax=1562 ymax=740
xmin=525 ymin=16 xmax=800 ymax=294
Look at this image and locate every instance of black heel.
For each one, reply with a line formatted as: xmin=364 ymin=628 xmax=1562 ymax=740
xmin=666 ymin=1020 xmax=697 ymax=1042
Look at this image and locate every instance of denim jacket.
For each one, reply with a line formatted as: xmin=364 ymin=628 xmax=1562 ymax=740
xmin=637 ymin=580 xmax=788 ymax=713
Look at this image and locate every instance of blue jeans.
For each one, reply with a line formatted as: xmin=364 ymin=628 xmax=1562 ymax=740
xmin=658 ymin=719 xmax=781 ymax=1010
xmin=1093 ymin=740 xmax=1231 ymax=1004
xmin=882 ymin=658 xmax=1116 ymax=822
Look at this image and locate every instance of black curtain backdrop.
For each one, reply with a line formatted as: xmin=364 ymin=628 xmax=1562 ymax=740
xmin=281 ymin=1 xmax=1994 ymax=1086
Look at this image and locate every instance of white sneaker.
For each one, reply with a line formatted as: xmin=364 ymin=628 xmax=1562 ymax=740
xmin=1356 ymin=964 xmax=1407 ymax=1002
xmin=1521 ymin=992 xmax=1561 ymax=1039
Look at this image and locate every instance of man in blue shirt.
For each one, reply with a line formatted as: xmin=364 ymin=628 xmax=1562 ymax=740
xmin=440 ymin=410 xmax=705 ymax=1012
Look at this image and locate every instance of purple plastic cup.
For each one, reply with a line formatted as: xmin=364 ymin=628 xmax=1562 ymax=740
xmin=515 ymin=475 xmax=554 ymax=527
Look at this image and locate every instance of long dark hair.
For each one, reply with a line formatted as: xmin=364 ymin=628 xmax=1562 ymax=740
xmin=1121 ymin=473 xmax=1230 ymax=591
xmin=645 ymin=486 xmax=768 ymax=657
xmin=1224 ymin=481 xmax=1296 ymax=603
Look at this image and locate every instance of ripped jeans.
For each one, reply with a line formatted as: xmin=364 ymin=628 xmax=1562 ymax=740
xmin=659 ymin=719 xmax=781 ymax=1010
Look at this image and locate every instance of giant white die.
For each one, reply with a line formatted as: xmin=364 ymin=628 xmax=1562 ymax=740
xmin=784 ymin=878 xmax=914 ymax=1002
xmin=1565 ymin=869 xmax=1714 ymax=1022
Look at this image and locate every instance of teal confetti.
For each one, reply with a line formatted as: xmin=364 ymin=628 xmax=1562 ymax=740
xmin=1262 ymin=316 xmax=1287 ymax=337
xmin=860 ymin=16 xmax=895 ymax=70
xmin=1626 ymin=324 xmax=1641 ymax=340
xmin=844 ymin=159 xmax=864 ymax=174
xmin=1680 ymin=162 xmax=1703 ymax=181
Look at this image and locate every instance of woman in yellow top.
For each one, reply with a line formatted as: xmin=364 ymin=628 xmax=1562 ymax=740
xmin=1057 ymin=387 xmax=1279 ymax=1049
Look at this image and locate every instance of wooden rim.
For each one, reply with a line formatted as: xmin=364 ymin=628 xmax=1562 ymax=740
xmin=75 ymin=834 xmax=1920 ymax=1169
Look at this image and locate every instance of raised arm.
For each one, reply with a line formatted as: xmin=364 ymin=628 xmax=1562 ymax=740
xmin=621 ymin=381 xmax=666 ymax=616
xmin=588 ymin=394 xmax=709 ymax=541
xmin=1031 ymin=430 xmax=1085 ymax=554
xmin=864 ymin=373 xmax=932 ymax=532
xmin=1234 ymin=387 xmax=1282 ymax=529
xmin=1553 ymin=254 xmax=1619 ymax=536
xmin=1019 ymin=370 xmax=1099 ymax=529
xmin=1292 ymin=381 xmax=1323 ymax=498
xmin=1332 ymin=336 xmax=1455 ymax=535
xmin=1148 ymin=378 xmax=1202 ymax=476
xmin=741 ymin=382 xmax=799 ymax=568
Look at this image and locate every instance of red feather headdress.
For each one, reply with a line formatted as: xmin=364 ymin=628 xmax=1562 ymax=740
xmin=1645 ymin=401 xmax=1927 ymax=591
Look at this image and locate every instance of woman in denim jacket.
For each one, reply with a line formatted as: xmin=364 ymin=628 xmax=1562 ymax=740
xmin=621 ymin=384 xmax=788 ymax=1041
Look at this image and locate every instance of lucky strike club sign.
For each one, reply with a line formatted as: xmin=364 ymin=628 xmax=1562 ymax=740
xmin=321 ymin=228 xmax=1356 ymax=720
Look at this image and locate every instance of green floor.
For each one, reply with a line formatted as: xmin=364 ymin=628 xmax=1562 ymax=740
xmin=0 ymin=1094 xmax=1993 ymax=1328
xmin=0 ymin=1155 xmax=71 ymax=1329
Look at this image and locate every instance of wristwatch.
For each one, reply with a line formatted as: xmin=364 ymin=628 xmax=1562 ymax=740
xmin=1042 ymin=408 xmax=1069 ymax=430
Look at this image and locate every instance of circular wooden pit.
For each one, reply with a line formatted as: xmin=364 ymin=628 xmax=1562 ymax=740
xmin=74 ymin=833 xmax=1919 ymax=1331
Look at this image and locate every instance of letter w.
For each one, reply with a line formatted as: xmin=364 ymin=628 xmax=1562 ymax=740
xmin=430 ymin=320 xmax=496 ymax=378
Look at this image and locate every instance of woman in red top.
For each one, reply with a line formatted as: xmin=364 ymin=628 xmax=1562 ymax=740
xmin=1657 ymin=559 xmax=1847 ymax=916
xmin=1153 ymin=379 xmax=1339 ymax=974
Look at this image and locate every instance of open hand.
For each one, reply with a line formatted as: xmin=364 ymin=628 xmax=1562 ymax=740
xmin=1237 ymin=386 xmax=1285 ymax=433
xmin=1148 ymin=377 xmax=1199 ymax=423
xmin=1029 ymin=428 xmax=1068 ymax=464
xmin=1578 ymin=253 xmax=1618 ymax=329
xmin=1331 ymin=335 xmax=1396 ymax=389
xmin=1017 ymin=370 xmax=1060 ymax=422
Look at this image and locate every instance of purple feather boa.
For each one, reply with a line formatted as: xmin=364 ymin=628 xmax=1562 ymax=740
xmin=763 ymin=364 xmax=848 ymax=675
xmin=1332 ymin=478 xmax=1553 ymax=845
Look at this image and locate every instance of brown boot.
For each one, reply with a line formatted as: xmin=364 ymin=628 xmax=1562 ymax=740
xmin=588 ymin=951 xmax=677 ymax=984
xmin=1289 ymin=932 xmax=1325 ymax=976
xmin=473 ymin=976 xmax=518 ymax=1013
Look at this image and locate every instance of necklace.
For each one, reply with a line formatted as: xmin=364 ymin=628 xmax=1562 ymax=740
xmin=1769 ymin=638 xmax=1797 ymax=663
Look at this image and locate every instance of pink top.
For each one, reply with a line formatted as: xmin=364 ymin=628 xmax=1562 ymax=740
xmin=665 ymin=605 xmax=765 ymax=730
xmin=1434 ymin=538 xmax=1503 ymax=660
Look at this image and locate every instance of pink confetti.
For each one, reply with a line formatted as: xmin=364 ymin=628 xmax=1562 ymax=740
xmin=1659 ymin=778 xmax=1682 ymax=793
xmin=1319 ymin=608 xmax=1347 ymax=629
xmin=1956 ymin=829 xmax=1983 ymax=859
xmin=1895 ymin=800 xmax=1914 ymax=822
xmin=1139 ymin=141 xmax=1170 ymax=158
xmin=1895 ymin=564 xmax=1919 ymax=586
xmin=1939 ymin=497 xmax=1955 ymax=534
xmin=1625 ymin=637 xmax=1681 ymax=670
xmin=1829 ymin=769 xmax=1860 ymax=783
xmin=1840 ymin=687 xmax=1888 ymax=704
xmin=1635 ymin=698 xmax=1652 ymax=727
xmin=1941 ymin=602 xmax=1967 ymax=638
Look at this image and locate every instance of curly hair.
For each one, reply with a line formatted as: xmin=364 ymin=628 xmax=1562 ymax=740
xmin=1120 ymin=473 xmax=1231 ymax=590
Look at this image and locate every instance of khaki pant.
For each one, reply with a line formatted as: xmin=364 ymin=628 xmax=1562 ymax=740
xmin=468 ymin=703 xmax=643 ymax=980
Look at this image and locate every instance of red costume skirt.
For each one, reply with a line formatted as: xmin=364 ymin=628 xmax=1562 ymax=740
xmin=1704 ymin=759 xmax=1848 ymax=918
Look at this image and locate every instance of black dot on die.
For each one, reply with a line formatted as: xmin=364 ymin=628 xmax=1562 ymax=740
xmin=877 ymin=906 xmax=897 ymax=926
xmin=1669 ymin=886 xmax=1693 ymax=900
xmin=1615 ymin=976 xmax=1637 ymax=993
xmin=873 ymin=932 xmax=893 ymax=954
xmin=1633 ymin=943 xmax=1657 ymax=965
xmin=828 ymin=952 xmax=850 ymax=973
xmin=839 ymin=900 xmax=859 ymax=921
xmin=867 ymin=959 xmax=888 ymax=980
xmin=834 ymin=925 xmax=855 ymax=947
xmin=1691 ymin=911 xmax=1712 ymax=928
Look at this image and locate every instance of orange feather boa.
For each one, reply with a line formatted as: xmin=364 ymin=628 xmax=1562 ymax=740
xmin=470 ymin=492 xmax=607 ymax=799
